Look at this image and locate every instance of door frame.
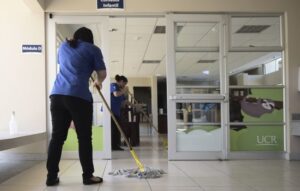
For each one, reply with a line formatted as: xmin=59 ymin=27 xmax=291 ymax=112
xmin=166 ymin=14 xmax=228 ymax=160
xmin=46 ymin=14 xmax=111 ymax=159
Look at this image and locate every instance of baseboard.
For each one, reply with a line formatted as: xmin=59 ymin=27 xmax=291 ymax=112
xmin=0 ymin=153 xmax=47 ymax=160
xmin=287 ymin=153 xmax=300 ymax=160
xmin=228 ymin=152 xmax=286 ymax=160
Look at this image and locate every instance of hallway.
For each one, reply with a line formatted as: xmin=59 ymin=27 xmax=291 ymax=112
xmin=1 ymin=129 xmax=300 ymax=191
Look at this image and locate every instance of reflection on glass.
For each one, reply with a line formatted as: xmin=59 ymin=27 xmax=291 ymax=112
xmin=176 ymin=86 xmax=220 ymax=94
xmin=176 ymin=22 xmax=219 ymax=48
xmin=176 ymin=102 xmax=221 ymax=151
xmin=176 ymin=52 xmax=220 ymax=94
xmin=228 ymin=52 xmax=282 ymax=86
xmin=231 ymin=16 xmax=281 ymax=47
xmin=176 ymin=102 xmax=221 ymax=126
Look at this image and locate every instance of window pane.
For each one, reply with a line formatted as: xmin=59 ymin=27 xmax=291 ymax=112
xmin=231 ymin=16 xmax=281 ymax=48
xmin=176 ymin=52 xmax=220 ymax=94
xmin=229 ymin=88 xmax=283 ymax=123
xmin=176 ymin=102 xmax=221 ymax=124
xmin=228 ymin=52 xmax=283 ymax=86
xmin=176 ymin=22 xmax=219 ymax=48
xmin=230 ymin=125 xmax=284 ymax=151
xmin=177 ymin=125 xmax=222 ymax=151
xmin=176 ymin=102 xmax=221 ymax=152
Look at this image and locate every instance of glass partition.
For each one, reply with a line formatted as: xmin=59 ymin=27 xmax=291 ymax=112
xmin=176 ymin=22 xmax=219 ymax=48
xmin=176 ymin=102 xmax=221 ymax=152
xmin=228 ymin=52 xmax=283 ymax=86
xmin=230 ymin=16 xmax=282 ymax=48
xmin=175 ymin=21 xmax=220 ymax=95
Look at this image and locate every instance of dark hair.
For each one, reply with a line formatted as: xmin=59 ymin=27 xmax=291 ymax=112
xmin=115 ymin=75 xmax=128 ymax=83
xmin=67 ymin=27 xmax=94 ymax=48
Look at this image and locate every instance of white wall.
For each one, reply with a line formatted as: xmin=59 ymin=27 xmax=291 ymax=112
xmin=0 ymin=1 xmax=46 ymax=154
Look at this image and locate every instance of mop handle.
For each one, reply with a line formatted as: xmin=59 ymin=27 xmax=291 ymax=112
xmin=91 ymin=77 xmax=132 ymax=150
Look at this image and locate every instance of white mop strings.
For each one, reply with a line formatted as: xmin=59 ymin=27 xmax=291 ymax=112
xmin=109 ymin=167 xmax=166 ymax=179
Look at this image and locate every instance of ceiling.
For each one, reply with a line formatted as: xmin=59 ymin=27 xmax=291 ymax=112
xmin=56 ymin=16 xmax=282 ymax=81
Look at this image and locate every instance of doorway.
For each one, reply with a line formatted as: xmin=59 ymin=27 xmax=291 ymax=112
xmin=133 ymin=86 xmax=152 ymax=122
xmin=47 ymin=15 xmax=111 ymax=159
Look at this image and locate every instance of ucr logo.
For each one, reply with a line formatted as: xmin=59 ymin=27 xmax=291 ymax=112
xmin=256 ymin=136 xmax=278 ymax=145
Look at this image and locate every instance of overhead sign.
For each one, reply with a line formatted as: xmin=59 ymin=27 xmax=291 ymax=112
xmin=22 ymin=45 xmax=42 ymax=53
xmin=97 ymin=0 xmax=124 ymax=9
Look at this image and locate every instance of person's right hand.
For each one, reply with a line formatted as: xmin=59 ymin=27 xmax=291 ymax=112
xmin=94 ymin=80 xmax=102 ymax=90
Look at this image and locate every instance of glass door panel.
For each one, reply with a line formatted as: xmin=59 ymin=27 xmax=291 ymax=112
xmin=167 ymin=14 xmax=226 ymax=160
xmin=176 ymin=102 xmax=221 ymax=152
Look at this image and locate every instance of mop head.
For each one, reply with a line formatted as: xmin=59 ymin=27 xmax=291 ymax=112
xmin=109 ymin=166 xmax=166 ymax=179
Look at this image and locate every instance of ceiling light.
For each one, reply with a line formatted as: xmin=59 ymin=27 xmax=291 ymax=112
xmin=203 ymin=70 xmax=210 ymax=75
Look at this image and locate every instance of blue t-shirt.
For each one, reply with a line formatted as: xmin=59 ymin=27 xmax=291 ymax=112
xmin=111 ymin=83 xmax=125 ymax=117
xmin=51 ymin=40 xmax=106 ymax=102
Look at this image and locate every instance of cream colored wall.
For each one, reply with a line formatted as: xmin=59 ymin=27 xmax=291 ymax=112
xmin=110 ymin=77 xmax=151 ymax=95
xmin=0 ymin=1 xmax=46 ymax=154
xmin=45 ymin=0 xmax=293 ymax=13
xmin=127 ymin=77 xmax=151 ymax=95
xmin=44 ymin=0 xmax=300 ymax=157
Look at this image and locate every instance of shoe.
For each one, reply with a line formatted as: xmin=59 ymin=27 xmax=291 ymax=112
xmin=83 ymin=176 xmax=103 ymax=185
xmin=46 ymin=177 xmax=59 ymax=186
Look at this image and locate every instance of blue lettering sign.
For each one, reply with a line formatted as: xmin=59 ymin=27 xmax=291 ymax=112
xmin=97 ymin=0 xmax=124 ymax=9
xmin=22 ymin=45 xmax=42 ymax=53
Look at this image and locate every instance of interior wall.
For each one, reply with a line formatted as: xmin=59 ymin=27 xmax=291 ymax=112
xmin=0 ymin=1 xmax=46 ymax=154
xmin=126 ymin=77 xmax=151 ymax=94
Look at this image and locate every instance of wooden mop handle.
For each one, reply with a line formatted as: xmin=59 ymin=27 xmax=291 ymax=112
xmin=91 ymin=77 xmax=133 ymax=150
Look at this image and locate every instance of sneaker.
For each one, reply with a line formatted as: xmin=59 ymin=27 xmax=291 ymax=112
xmin=83 ymin=176 xmax=103 ymax=185
xmin=46 ymin=177 xmax=59 ymax=186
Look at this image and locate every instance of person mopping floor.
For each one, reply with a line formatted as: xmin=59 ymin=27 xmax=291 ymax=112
xmin=46 ymin=27 xmax=107 ymax=186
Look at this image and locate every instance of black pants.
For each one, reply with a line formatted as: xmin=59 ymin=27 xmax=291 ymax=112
xmin=47 ymin=95 xmax=94 ymax=179
xmin=111 ymin=116 xmax=121 ymax=149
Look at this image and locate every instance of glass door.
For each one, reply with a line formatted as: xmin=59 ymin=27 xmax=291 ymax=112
xmin=166 ymin=14 xmax=228 ymax=160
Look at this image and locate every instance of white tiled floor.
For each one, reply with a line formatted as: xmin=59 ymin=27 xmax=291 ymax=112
xmin=1 ymin=126 xmax=300 ymax=191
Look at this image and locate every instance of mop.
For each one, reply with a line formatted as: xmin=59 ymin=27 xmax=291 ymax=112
xmin=91 ymin=77 xmax=166 ymax=179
